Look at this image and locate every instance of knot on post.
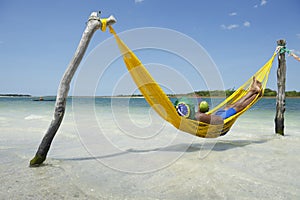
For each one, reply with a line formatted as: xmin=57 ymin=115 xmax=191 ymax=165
xmin=88 ymin=11 xmax=117 ymax=32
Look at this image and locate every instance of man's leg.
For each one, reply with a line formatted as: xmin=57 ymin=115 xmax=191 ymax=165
xmin=225 ymin=77 xmax=262 ymax=113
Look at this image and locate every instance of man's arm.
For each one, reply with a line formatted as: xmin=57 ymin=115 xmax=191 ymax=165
xmin=291 ymin=52 xmax=300 ymax=62
xmin=194 ymin=112 xmax=224 ymax=125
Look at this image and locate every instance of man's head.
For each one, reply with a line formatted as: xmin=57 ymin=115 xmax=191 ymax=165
xmin=199 ymin=101 xmax=209 ymax=113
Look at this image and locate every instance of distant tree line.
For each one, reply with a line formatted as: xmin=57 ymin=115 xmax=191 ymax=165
xmin=124 ymin=88 xmax=300 ymax=98
xmin=193 ymin=89 xmax=235 ymax=97
xmin=255 ymin=88 xmax=300 ymax=97
xmin=285 ymin=90 xmax=300 ymax=97
xmin=191 ymin=88 xmax=300 ymax=97
xmin=263 ymin=88 xmax=277 ymax=97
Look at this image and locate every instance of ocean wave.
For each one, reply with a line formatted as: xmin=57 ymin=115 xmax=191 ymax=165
xmin=24 ymin=114 xmax=45 ymax=120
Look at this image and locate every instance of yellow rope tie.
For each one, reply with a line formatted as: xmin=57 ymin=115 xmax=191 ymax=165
xmin=100 ymin=19 xmax=107 ymax=32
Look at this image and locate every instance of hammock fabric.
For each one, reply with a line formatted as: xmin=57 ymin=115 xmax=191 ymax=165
xmin=109 ymin=26 xmax=276 ymax=138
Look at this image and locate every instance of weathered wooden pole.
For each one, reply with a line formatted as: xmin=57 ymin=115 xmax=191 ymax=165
xmin=275 ymin=39 xmax=286 ymax=136
xmin=30 ymin=12 xmax=116 ymax=167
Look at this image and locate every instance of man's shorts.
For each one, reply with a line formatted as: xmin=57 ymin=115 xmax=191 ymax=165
xmin=214 ymin=108 xmax=237 ymax=119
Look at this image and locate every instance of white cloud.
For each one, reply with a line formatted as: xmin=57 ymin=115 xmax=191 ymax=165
xmin=221 ymin=22 xmax=250 ymax=30
xmin=254 ymin=0 xmax=267 ymax=8
xmin=297 ymin=34 xmax=300 ymax=39
xmin=261 ymin=0 xmax=267 ymax=6
xmin=221 ymin=24 xmax=239 ymax=30
xmin=243 ymin=21 xmax=251 ymax=27
xmin=135 ymin=0 xmax=144 ymax=3
xmin=229 ymin=12 xmax=237 ymax=16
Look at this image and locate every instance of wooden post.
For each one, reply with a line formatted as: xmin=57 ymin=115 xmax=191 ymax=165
xmin=275 ymin=39 xmax=286 ymax=136
xmin=30 ymin=12 xmax=116 ymax=167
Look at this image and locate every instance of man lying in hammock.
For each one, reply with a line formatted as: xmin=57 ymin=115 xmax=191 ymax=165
xmin=193 ymin=76 xmax=262 ymax=125
xmin=175 ymin=76 xmax=262 ymax=124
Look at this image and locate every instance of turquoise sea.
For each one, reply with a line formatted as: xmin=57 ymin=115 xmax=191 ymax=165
xmin=1 ymin=97 xmax=300 ymax=199
xmin=1 ymin=96 xmax=299 ymax=138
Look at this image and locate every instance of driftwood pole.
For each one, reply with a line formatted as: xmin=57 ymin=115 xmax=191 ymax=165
xmin=275 ymin=39 xmax=286 ymax=136
xmin=30 ymin=12 xmax=116 ymax=166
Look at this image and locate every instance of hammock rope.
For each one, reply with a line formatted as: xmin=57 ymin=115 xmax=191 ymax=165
xmin=108 ymin=26 xmax=277 ymax=138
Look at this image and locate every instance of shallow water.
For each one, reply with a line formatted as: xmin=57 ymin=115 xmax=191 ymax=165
xmin=0 ymin=97 xmax=300 ymax=199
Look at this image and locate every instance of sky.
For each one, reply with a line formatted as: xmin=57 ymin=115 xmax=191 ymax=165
xmin=0 ymin=0 xmax=299 ymax=96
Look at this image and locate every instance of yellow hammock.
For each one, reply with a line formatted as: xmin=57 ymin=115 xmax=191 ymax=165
xmin=109 ymin=26 xmax=276 ymax=138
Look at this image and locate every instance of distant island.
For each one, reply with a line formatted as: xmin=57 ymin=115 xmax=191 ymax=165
xmin=0 ymin=94 xmax=31 ymax=97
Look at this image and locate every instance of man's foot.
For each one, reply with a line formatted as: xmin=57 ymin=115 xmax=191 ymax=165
xmin=250 ymin=76 xmax=262 ymax=94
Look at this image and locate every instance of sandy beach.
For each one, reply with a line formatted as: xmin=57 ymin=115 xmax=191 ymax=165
xmin=1 ymin=97 xmax=300 ymax=199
